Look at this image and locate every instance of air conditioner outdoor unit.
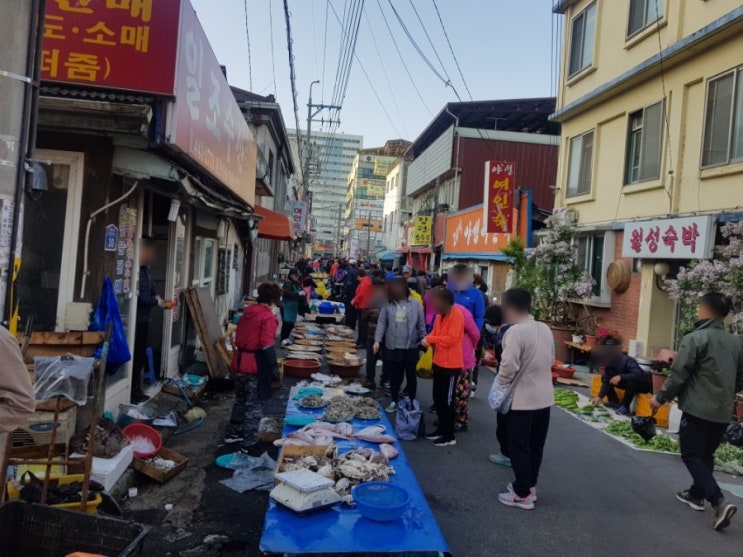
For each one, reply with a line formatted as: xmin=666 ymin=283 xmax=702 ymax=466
xmin=552 ymin=207 xmax=578 ymax=225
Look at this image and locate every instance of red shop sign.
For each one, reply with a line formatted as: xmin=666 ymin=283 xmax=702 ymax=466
xmin=42 ymin=0 xmax=181 ymax=95
xmin=483 ymin=161 xmax=515 ymax=234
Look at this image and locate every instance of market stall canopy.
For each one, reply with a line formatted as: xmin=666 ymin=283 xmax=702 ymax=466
xmin=255 ymin=206 xmax=293 ymax=241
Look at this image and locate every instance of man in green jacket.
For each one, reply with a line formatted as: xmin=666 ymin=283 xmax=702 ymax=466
xmin=651 ymin=293 xmax=743 ymax=531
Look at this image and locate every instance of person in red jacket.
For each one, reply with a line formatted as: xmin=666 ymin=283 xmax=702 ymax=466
xmin=226 ymin=283 xmax=281 ymax=444
xmin=352 ymin=269 xmax=373 ymax=347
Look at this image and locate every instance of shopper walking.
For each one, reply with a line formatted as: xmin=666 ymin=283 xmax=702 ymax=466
xmin=352 ymin=269 xmax=373 ymax=347
xmin=651 ymin=293 xmax=743 ymax=531
xmin=374 ymin=278 xmax=426 ymax=414
xmin=423 ymin=287 xmax=465 ymax=447
xmin=343 ymin=260 xmax=359 ymax=330
xmin=496 ymin=289 xmax=555 ymax=510
xmin=363 ymin=282 xmax=388 ymax=389
xmin=280 ymin=269 xmax=302 ymax=342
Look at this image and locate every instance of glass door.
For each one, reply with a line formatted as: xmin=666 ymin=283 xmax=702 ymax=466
xmin=162 ymin=207 xmax=190 ymax=376
xmin=17 ymin=150 xmax=84 ymax=332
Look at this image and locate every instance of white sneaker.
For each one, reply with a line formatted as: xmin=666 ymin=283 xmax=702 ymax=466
xmin=469 ymin=390 xmax=476 ymax=399
xmin=507 ymin=483 xmax=538 ymax=502
xmin=385 ymin=401 xmax=397 ymax=414
xmin=281 ymin=339 xmax=291 ymax=347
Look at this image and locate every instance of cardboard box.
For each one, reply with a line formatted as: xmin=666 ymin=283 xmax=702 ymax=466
xmin=131 ymin=447 xmax=188 ymax=483
xmin=11 ymin=406 xmax=77 ymax=448
xmin=257 ymin=416 xmax=284 ymax=444
xmin=275 ymin=444 xmax=335 ymax=486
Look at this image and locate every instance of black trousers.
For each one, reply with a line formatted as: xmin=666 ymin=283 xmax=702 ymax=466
xmin=679 ymin=413 xmax=727 ymax=505
xmin=365 ymin=338 xmax=381 ymax=382
xmin=280 ymin=321 xmax=294 ymax=341
xmin=344 ymin=298 xmax=358 ymax=330
xmin=387 ymin=353 xmax=417 ymax=403
xmin=599 ymin=373 xmax=652 ymax=408
xmin=132 ymin=322 xmax=150 ymax=396
xmin=255 ymin=347 xmax=278 ymax=401
xmin=497 ymin=411 xmax=510 ymax=458
xmin=357 ymin=316 xmax=368 ymax=345
xmin=508 ymin=407 xmax=551 ymax=498
xmin=432 ymin=366 xmax=458 ymax=438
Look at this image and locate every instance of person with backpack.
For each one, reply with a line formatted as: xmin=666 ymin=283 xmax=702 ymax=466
xmin=374 ymin=277 xmax=426 ymax=415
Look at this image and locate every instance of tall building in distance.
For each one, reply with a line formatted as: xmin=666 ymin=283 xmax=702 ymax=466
xmin=288 ymin=129 xmax=363 ymax=255
xmin=345 ymin=140 xmax=412 ymax=260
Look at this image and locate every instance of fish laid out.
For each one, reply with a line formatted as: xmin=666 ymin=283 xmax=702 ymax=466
xmin=273 ymin=422 xmax=397 ymax=447
xmin=354 ymin=424 xmax=396 ymax=444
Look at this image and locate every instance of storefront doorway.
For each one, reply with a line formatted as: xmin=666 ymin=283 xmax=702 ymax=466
xmin=17 ymin=150 xmax=84 ymax=332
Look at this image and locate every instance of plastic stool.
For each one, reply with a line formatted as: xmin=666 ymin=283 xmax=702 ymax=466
xmin=144 ymin=346 xmax=157 ymax=385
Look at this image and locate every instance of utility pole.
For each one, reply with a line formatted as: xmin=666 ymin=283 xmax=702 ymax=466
xmin=334 ymin=202 xmax=343 ymax=257
xmin=429 ymin=177 xmax=441 ymax=272
xmin=0 ymin=0 xmax=45 ymax=326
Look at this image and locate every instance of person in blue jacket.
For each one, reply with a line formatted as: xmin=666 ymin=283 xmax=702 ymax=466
xmin=448 ymin=264 xmax=485 ymax=329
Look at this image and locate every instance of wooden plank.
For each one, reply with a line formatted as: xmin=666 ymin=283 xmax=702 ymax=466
xmin=217 ymin=338 xmax=232 ymax=368
xmin=194 ymin=288 xmax=224 ymax=343
xmin=184 ymin=288 xmax=228 ymax=379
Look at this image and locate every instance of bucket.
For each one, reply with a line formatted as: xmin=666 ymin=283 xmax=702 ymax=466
xmin=116 ymin=404 xmax=156 ymax=428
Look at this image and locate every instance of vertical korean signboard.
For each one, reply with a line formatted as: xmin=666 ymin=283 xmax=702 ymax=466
xmin=167 ymin=0 xmax=257 ymax=205
xmin=483 ymin=161 xmax=515 ymax=234
xmin=290 ymin=201 xmax=307 ymax=236
xmin=42 ymin=0 xmax=181 ymax=95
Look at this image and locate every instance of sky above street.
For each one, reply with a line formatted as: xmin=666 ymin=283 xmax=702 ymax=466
xmin=191 ymin=0 xmax=559 ymax=147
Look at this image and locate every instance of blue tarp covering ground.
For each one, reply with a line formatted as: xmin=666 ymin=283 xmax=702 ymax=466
xmin=260 ymin=391 xmax=451 ymax=555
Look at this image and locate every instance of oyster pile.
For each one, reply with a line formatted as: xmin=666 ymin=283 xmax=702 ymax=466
xmin=297 ymin=394 xmax=329 ymax=409
xmin=332 ymin=447 xmax=396 ymax=502
xmin=278 ymin=444 xmax=336 ymax=478
xmin=322 ymin=396 xmax=357 ymax=422
xmin=353 ymin=397 xmax=381 ymax=420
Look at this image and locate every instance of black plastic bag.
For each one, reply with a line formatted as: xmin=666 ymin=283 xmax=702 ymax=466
xmin=723 ymin=421 xmax=743 ymax=447
xmin=632 ymin=416 xmax=657 ymax=442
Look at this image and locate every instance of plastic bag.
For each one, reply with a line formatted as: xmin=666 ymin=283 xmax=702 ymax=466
xmin=91 ymin=277 xmax=131 ymax=373
xmin=632 ymin=416 xmax=657 ymax=442
xmin=395 ymin=397 xmax=422 ymax=441
xmin=34 ymin=355 xmax=94 ymax=405
xmin=723 ymin=421 xmax=743 ymax=447
xmin=416 ymin=347 xmax=433 ymax=380
xmin=488 ymin=375 xmax=514 ymax=414
xmin=219 ymin=452 xmax=276 ymax=493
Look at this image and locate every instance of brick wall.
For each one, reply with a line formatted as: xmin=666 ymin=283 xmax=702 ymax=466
xmin=586 ymin=232 xmax=641 ymax=350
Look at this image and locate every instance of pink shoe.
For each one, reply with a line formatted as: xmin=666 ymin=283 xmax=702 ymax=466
xmin=498 ymin=491 xmax=535 ymax=510
xmin=507 ymin=483 xmax=537 ymax=502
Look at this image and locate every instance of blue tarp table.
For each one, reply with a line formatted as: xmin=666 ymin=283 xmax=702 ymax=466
xmin=259 ymin=389 xmax=451 ymax=555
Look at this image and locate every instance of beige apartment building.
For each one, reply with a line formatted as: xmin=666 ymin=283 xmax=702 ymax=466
xmin=552 ymin=0 xmax=743 ymax=355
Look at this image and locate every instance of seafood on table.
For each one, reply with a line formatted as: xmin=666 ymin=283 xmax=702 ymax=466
xmin=296 ymin=394 xmax=329 ymax=409
xmin=352 ymin=397 xmax=381 ymax=420
xmin=322 ymin=396 xmax=357 ymax=422
xmin=273 ymin=421 xmax=353 ymax=447
xmin=379 ymin=443 xmax=399 ymax=461
xmin=277 ymin=444 xmax=337 ymax=478
xmin=332 ymin=447 xmax=396 ymax=502
xmin=354 ymin=424 xmax=397 ymax=444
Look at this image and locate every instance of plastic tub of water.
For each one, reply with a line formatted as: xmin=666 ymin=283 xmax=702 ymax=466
xmin=352 ymin=482 xmax=410 ymax=522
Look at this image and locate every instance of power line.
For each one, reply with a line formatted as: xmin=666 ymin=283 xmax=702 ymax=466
xmin=386 ymin=0 xmax=461 ymax=100
xmin=363 ymin=7 xmax=409 ymax=137
xmin=431 ymin=0 xmax=473 ymax=101
xmin=408 ymin=0 xmax=451 ymax=85
xmin=243 ymin=0 xmax=253 ymax=90
xmin=283 ymin=0 xmax=304 ymax=182
xmin=375 ymin=0 xmax=433 ymax=116
xmin=321 ymin=0 xmax=329 ymax=102
xmin=268 ymin=0 xmax=277 ymax=95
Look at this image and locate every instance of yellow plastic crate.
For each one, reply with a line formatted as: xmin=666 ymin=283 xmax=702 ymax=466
xmin=590 ymin=375 xmax=625 ymax=402
xmin=635 ymin=393 xmax=670 ymax=428
xmin=6 ymin=474 xmax=102 ymax=514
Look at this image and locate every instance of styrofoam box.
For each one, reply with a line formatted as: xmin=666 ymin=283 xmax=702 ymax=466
xmin=91 ymin=444 xmax=134 ymax=492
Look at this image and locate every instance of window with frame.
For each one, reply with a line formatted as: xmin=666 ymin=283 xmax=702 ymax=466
xmin=627 ymin=0 xmax=663 ymax=38
xmin=576 ymin=232 xmax=615 ymax=304
xmin=702 ymin=67 xmax=743 ymax=168
xmin=625 ymin=100 xmax=664 ymax=184
xmin=568 ymin=2 xmax=597 ymax=77
xmin=566 ymin=131 xmax=594 ymax=197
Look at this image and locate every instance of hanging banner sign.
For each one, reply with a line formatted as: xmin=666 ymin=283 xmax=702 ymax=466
xmin=290 ymin=201 xmax=307 ymax=236
xmin=411 ymin=216 xmax=432 ymax=246
xmin=483 ymin=161 xmax=515 ymax=234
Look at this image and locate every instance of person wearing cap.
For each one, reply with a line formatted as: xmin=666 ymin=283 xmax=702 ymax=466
xmin=593 ymin=335 xmax=649 ymax=415
xmin=280 ymin=269 xmax=303 ymax=342
xmin=402 ymin=264 xmax=413 ymax=280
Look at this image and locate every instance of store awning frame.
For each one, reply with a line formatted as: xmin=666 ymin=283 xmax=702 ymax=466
xmin=255 ymin=205 xmax=293 ymax=241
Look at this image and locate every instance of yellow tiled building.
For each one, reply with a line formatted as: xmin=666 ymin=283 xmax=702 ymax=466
xmin=552 ymin=0 xmax=743 ymax=355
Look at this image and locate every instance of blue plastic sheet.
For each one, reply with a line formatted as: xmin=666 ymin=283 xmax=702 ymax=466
xmin=260 ymin=393 xmax=451 ymax=555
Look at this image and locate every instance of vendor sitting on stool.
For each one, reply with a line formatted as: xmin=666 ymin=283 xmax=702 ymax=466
xmin=593 ymin=335 xmax=651 ymax=415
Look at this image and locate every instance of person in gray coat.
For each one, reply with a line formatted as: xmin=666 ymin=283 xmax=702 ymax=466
xmin=374 ymin=277 xmax=426 ymax=414
xmin=652 ymin=292 xmax=743 ymax=531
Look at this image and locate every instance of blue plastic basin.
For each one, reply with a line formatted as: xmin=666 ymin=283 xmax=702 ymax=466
xmin=352 ymin=482 xmax=410 ymax=522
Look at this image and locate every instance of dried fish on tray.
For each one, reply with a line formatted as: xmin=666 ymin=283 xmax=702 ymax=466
xmin=296 ymin=394 xmax=329 ymax=409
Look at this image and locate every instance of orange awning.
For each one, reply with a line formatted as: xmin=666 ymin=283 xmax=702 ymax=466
xmin=255 ymin=205 xmax=293 ymax=241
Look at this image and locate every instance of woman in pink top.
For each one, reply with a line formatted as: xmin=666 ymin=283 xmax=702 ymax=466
xmin=453 ymin=303 xmax=480 ymax=432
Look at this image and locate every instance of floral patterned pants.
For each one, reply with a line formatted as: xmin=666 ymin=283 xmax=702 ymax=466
xmin=454 ymin=368 xmax=471 ymax=426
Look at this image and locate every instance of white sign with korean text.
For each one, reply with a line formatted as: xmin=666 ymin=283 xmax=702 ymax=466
xmin=622 ymin=216 xmax=716 ymax=259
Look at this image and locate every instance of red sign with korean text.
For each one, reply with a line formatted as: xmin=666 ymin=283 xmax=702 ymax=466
xmin=483 ymin=161 xmax=515 ymax=234
xmin=622 ymin=216 xmax=716 ymax=259
xmin=167 ymin=0 xmax=257 ymax=205
xmin=42 ymin=0 xmax=181 ymax=95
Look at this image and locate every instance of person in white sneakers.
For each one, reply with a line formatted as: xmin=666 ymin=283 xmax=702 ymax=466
xmin=495 ymin=289 xmax=555 ymax=510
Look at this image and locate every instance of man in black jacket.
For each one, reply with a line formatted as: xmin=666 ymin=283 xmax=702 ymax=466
xmin=594 ymin=336 xmax=651 ymax=415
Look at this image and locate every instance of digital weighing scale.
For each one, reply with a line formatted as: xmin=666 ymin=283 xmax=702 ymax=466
xmin=271 ymin=469 xmax=341 ymax=513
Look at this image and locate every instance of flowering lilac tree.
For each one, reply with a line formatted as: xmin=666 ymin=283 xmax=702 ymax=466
xmin=666 ymin=221 xmax=743 ymax=336
xmin=504 ymin=218 xmax=595 ymax=324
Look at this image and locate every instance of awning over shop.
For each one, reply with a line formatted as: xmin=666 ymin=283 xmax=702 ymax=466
xmin=376 ymin=250 xmax=398 ymax=261
xmin=397 ymin=247 xmax=433 ymax=255
xmin=255 ymin=205 xmax=293 ymax=241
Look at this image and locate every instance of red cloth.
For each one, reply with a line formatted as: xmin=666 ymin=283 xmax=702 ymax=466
xmin=351 ymin=276 xmax=373 ymax=309
xmin=231 ymin=304 xmax=278 ymax=374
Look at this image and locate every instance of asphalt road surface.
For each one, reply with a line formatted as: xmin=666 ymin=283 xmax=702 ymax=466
xmin=404 ymin=378 xmax=743 ymax=557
